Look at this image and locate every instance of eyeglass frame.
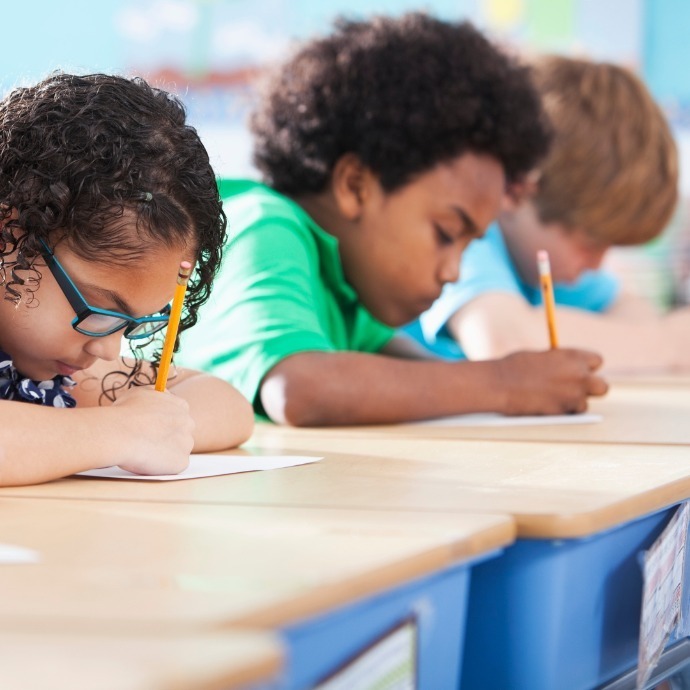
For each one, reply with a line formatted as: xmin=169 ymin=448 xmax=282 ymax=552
xmin=38 ymin=239 xmax=171 ymax=340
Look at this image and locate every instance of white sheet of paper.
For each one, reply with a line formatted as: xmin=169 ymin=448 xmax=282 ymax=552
xmin=0 ymin=543 xmax=40 ymax=564
xmin=76 ymin=454 xmax=322 ymax=481
xmin=410 ymin=412 xmax=602 ymax=427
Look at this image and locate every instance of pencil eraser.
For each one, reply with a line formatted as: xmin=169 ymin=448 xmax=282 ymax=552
xmin=177 ymin=261 xmax=193 ymax=280
xmin=537 ymin=250 xmax=551 ymax=275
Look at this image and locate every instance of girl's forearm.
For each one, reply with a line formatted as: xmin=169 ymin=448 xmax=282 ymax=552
xmin=168 ymin=373 xmax=254 ymax=450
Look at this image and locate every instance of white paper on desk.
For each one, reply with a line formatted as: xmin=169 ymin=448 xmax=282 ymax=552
xmin=410 ymin=412 xmax=601 ymax=427
xmin=0 ymin=543 xmax=40 ymax=564
xmin=76 ymin=454 xmax=322 ymax=481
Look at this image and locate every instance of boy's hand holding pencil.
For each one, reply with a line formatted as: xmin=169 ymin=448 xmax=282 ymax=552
xmin=489 ymin=250 xmax=607 ymax=416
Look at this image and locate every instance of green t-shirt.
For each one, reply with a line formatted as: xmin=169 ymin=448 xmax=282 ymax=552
xmin=177 ymin=179 xmax=395 ymax=414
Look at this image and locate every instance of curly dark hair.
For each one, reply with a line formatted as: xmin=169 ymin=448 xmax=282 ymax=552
xmin=0 ymin=72 xmax=226 ymax=396
xmin=251 ymin=13 xmax=551 ymax=194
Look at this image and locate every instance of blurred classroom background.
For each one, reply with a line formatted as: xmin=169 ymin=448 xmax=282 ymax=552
xmin=4 ymin=0 xmax=690 ymax=306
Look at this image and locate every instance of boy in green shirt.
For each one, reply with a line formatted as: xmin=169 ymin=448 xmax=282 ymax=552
xmin=179 ymin=13 xmax=608 ymax=425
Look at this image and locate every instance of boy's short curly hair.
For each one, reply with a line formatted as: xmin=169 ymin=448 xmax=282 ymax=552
xmin=531 ymin=56 xmax=678 ymax=245
xmin=250 ymin=13 xmax=551 ymax=195
xmin=0 ymin=72 xmax=226 ymax=340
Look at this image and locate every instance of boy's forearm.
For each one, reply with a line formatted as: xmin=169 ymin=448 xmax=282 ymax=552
xmin=261 ymin=347 xmax=607 ymax=426
xmin=449 ymin=293 xmax=690 ymax=373
xmin=555 ymin=307 xmax=689 ymax=373
xmin=448 ymin=293 xmax=550 ymax=359
xmin=261 ymin=351 xmax=507 ymax=426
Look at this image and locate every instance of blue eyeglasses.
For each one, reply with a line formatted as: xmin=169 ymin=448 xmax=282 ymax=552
xmin=39 ymin=239 xmax=171 ymax=340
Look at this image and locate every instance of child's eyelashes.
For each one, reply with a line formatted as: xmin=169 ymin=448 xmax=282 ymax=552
xmin=434 ymin=224 xmax=455 ymax=246
xmin=434 ymin=221 xmax=481 ymax=247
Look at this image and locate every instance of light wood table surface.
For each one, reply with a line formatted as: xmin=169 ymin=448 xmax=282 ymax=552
xmin=608 ymin=372 xmax=690 ymax=387
xmin=0 ymin=498 xmax=513 ymax=631
xmin=356 ymin=383 xmax=690 ymax=445
xmin=5 ymin=426 xmax=690 ymax=538
xmin=0 ymin=629 xmax=282 ymax=690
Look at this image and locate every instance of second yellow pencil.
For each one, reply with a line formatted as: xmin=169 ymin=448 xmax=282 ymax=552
xmin=537 ymin=249 xmax=559 ymax=349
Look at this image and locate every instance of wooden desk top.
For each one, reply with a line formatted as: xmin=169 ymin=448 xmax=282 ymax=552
xmin=5 ymin=427 xmax=690 ymax=538
xmin=360 ymin=383 xmax=690 ymax=445
xmin=0 ymin=629 xmax=282 ymax=690
xmin=0 ymin=498 xmax=513 ymax=630
xmin=608 ymin=373 xmax=690 ymax=387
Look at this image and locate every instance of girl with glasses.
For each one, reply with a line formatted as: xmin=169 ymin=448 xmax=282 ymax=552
xmin=0 ymin=73 xmax=254 ymax=485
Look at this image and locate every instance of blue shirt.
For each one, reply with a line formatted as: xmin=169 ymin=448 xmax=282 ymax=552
xmin=415 ymin=223 xmax=620 ymax=358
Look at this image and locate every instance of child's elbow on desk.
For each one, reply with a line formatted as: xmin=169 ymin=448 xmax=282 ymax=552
xmin=448 ymin=294 xmax=544 ymax=360
xmin=260 ymin=359 xmax=329 ymax=427
xmin=168 ymin=371 xmax=254 ymax=450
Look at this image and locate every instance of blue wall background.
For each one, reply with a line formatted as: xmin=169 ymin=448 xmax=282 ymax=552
xmin=0 ymin=0 xmax=670 ymax=176
xmin=3 ymin=0 xmax=690 ymax=303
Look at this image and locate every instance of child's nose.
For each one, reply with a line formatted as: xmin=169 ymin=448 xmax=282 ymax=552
xmin=83 ymin=331 xmax=123 ymax=361
xmin=439 ymin=252 xmax=461 ymax=285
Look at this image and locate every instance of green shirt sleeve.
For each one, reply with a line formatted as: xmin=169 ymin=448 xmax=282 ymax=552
xmin=179 ymin=216 xmax=337 ymax=409
xmin=178 ymin=182 xmax=395 ymax=414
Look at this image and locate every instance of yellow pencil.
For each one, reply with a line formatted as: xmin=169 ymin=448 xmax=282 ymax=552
xmin=155 ymin=261 xmax=193 ymax=392
xmin=537 ymin=250 xmax=559 ymax=349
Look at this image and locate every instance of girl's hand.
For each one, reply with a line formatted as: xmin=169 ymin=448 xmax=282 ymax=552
xmin=110 ymin=386 xmax=195 ymax=475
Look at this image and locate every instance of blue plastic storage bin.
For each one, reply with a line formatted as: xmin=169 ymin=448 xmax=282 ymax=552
xmin=462 ymin=506 xmax=683 ymax=690
xmin=278 ymin=550 xmax=503 ymax=690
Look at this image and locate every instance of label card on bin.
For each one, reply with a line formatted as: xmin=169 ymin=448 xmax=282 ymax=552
xmin=637 ymin=502 xmax=689 ymax=689
xmin=314 ymin=619 xmax=417 ymax=690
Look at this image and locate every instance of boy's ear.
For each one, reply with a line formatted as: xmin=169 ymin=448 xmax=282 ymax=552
xmin=502 ymin=169 xmax=541 ymax=212
xmin=331 ymin=153 xmax=372 ymax=221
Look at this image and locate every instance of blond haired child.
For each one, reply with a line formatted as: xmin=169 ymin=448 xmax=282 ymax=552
xmin=420 ymin=56 xmax=688 ymax=372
